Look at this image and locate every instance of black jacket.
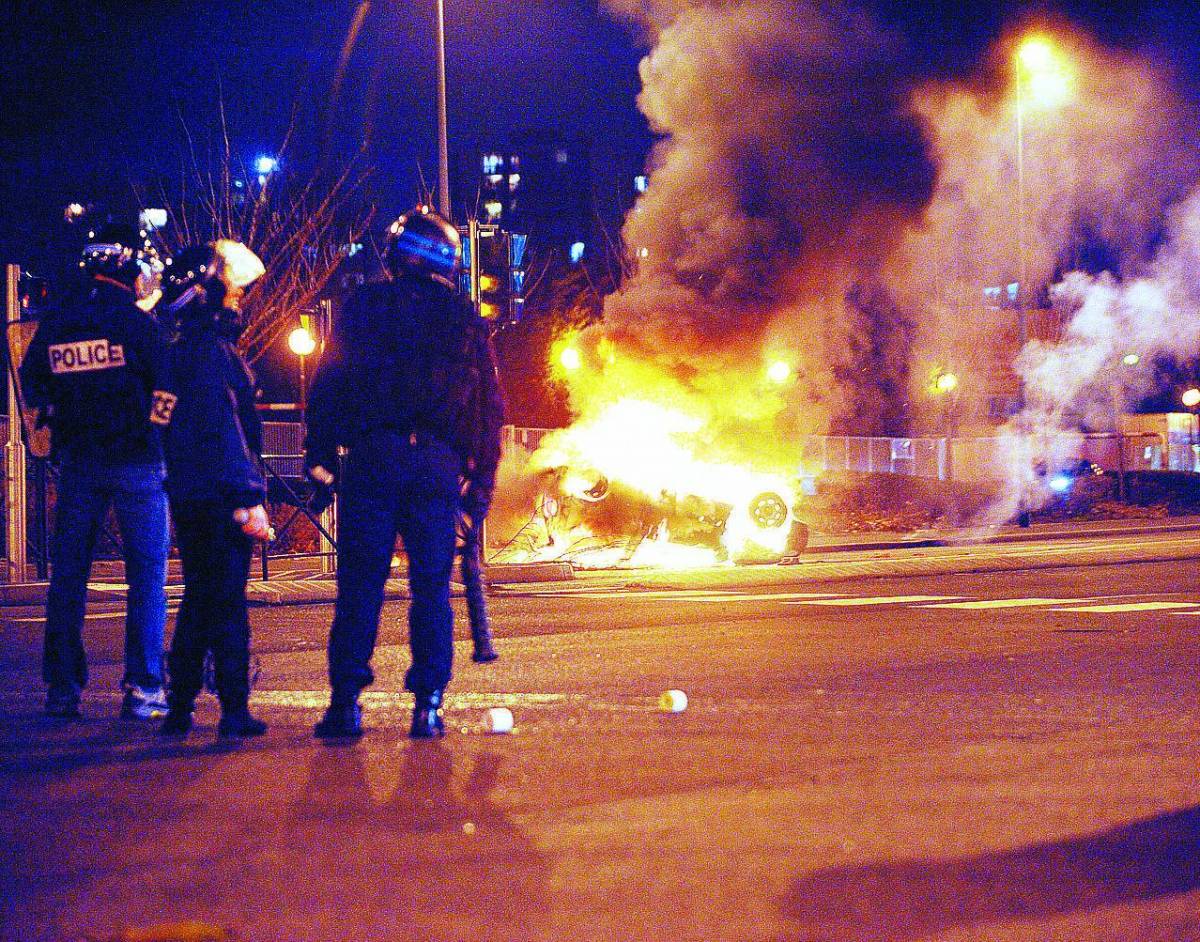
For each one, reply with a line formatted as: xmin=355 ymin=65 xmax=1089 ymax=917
xmin=305 ymin=276 xmax=505 ymax=488
xmin=161 ymin=317 xmax=266 ymax=510
xmin=19 ymin=278 xmax=169 ymax=464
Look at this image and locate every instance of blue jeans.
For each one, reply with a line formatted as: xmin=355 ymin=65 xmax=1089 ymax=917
xmin=327 ymin=432 xmax=460 ymax=703
xmin=43 ymin=457 xmax=170 ymax=695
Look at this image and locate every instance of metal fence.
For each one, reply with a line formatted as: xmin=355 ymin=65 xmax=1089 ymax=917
xmin=799 ymin=435 xmax=946 ymax=479
xmin=3 ymin=418 xmax=1196 ymax=581
xmin=260 ymin=421 xmax=306 ymax=480
xmin=801 ymin=432 xmax=1171 ymax=483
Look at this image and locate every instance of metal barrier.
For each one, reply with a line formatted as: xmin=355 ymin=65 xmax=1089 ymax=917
xmin=801 ymin=432 xmax=1167 ymax=483
xmin=502 ymin=425 xmax=554 ymax=456
xmin=1 ymin=420 xmax=1190 ymax=583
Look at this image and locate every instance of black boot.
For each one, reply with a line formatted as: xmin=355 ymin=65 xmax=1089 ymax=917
xmin=410 ymin=689 xmax=446 ymax=739
xmin=314 ymin=702 xmax=363 ymax=740
xmin=471 ymin=626 xmax=499 ymax=664
xmin=160 ymin=709 xmax=193 ymax=737
xmin=160 ymin=688 xmax=197 ymax=737
xmin=45 ymin=687 xmax=82 ymax=719
xmin=217 ymin=707 xmax=268 ymax=738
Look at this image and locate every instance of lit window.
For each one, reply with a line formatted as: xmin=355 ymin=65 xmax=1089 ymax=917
xmin=486 ymin=173 xmax=503 ymax=186
xmin=508 ymin=173 xmax=521 ymax=189
xmin=634 ymin=174 xmax=648 ymax=193
xmin=482 ymin=153 xmax=503 ymax=175
xmin=554 ymin=149 xmax=569 ymax=165
xmin=509 ymin=155 xmax=520 ymax=169
xmin=569 ymin=242 xmax=585 ymax=263
xmin=637 ymin=247 xmax=649 ymax=259
xmin=483 ymin=200 xmax=503 ymax=221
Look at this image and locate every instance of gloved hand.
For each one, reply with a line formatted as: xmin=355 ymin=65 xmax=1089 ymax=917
xmin=233 ymin=505 xmax=273 ymax=543
xmin=306 ymin=464 xmax=336 ymax=513
xmin=461 ymin=480 xmax=493 ymax=521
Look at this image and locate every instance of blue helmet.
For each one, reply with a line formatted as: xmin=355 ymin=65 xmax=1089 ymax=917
xmin=80 ymin=223 xmax=150 ymax=288
xmin=384 ymin=206 xmax=461 ymax=289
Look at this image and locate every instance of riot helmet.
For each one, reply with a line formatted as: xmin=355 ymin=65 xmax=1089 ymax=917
xmin=80 ymin=222 xmax=150 ymax=289
xmin=384 ymin=206 xmax=461 ymax=289
xmin=161 ymin=240 xmax=265 ymax=315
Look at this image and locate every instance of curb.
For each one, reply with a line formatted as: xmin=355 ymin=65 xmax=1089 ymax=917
xmin=0 ymin=561 xmax=577 ymax=609
xmin=789 ymin=519 xmax=1200 ymax=561
xmin=485 ymin=561 xmax=575 ymax=584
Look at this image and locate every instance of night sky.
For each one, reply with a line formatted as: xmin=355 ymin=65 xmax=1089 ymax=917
xmin=3 ymin=0 xmax=1199 ymax=275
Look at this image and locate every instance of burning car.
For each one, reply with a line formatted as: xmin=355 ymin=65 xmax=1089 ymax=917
xmin=496 ymin=399 xmax=811 ymax=567
xmin=538 ymin=469 xmax=808 ymax=564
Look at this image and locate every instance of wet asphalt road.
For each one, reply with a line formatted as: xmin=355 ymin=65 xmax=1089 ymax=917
xmin=2 ymin=557 xmax=1199 ymax=941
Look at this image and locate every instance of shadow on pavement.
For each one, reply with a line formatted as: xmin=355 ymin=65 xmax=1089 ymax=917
xmin=251 ymin=742 xmax=551 ymax=938
xmin=782 ymin=806 xmax=1200 ymax=940
xmin=2 ymin=728 xmax=551 ymax=941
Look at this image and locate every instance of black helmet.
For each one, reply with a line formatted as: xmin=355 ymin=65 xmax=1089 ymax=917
xmin=161 ymin=240 xmax=265 ymax=317
xmin=80 ymin=222 xmax=149 ymax=288
xmin=385 ymin=206 xmax=461 ymax=288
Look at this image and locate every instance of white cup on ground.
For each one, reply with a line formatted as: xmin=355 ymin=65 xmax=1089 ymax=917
xmin=484 ymin=707 xmax=514 ymax=734
xmin=658 ymin=689 xmax=688 ymax=713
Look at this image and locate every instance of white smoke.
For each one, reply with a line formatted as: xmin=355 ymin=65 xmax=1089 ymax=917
xmin=1021 ymin=188 xmax=1200 ymax=431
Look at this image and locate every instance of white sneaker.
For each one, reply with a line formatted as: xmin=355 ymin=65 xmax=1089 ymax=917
xmin=121 ymin=685 xmax=168 ymax=720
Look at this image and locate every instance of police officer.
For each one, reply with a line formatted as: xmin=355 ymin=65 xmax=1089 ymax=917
xmin=155 ymin=240 xmax=272 ymax=738
xmin=19 ymin=223 xmax=171 ymax=719
xmin=307 ymin=206 xmax=505 ymax=739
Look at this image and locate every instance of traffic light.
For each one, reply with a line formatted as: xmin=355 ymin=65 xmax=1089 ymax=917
xmin=509 ymin=232 xmax=527 ymax=323
xmin=18 ymin=273 xmax=50 ymax=316
xmin=478 ymin=229 xmax=506 ymax=321
xmin=465 ymin=223 xmax=527 ymax=323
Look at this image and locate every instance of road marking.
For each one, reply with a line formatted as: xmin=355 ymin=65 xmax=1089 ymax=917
xmin=250 ymin=690 xmax=570 ymax=710
xmin=785 ymin=595 xmax=963 ymax=606
xmin=4 ymin=606 xmax=181 ymax=625
xmin=1051 ymin=601 xmax=1200 ymax=613
xmin=506 ymin=588 xmax=845 ymax=603
xmin=920 ymin=598 xmax=1100 ymax=610
xmin=686 ymin=591 xmax=845 ymax=603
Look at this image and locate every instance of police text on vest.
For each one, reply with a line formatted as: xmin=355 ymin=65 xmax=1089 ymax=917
xmin=48 ymin=340 xmax=126 ymax=374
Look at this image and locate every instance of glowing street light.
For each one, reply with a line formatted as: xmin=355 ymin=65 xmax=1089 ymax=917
xmin=1017 ymin=37 xmax=1073 ymax=107
xmin=1121 ymin=353 xmax=1140 ymax=367
xmin=288 ymin=326 xmax=317 ymax=357
xmin=766 ymin=360 xmax=791 ymax=385
xmin=254 ymin=154 xmax=280 ymax=177
xmin=1181 ymin=388 xmax=1200 ymax=408
xmin=934 ymin=371 xmax=959 ymax=394
xmin=558 ymin=345 xmax=582 ymax=372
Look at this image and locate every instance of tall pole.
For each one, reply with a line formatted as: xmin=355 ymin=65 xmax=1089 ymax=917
xmin=435 ymin=0 xmax=451 ymax=219
xmin=5 ymin=264 xmax=28 ymax=583
xmin=1014 ymin=63 xmax=1031 ymax=527
xmin=316 ymin=298 xmax=336 ymax=575
xmin=1015 ymin=68 xmax=1028 ymax=356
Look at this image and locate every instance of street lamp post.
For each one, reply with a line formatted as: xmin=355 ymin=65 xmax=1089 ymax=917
xmin=1182 ymin=387 xmax=1200 ymax=472
xmin=1015 ymin=70 xmax=1029 ymax=358
xmin=1012 ymin=36 xmax=1072 ymax=526
xmin=435 ymin=0 xmax=451 ymax=218
xmin=933 ymin=370 xmax=960 ymax=481
xmin=288 ymin=319 xmax=317 ymax=426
